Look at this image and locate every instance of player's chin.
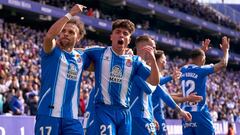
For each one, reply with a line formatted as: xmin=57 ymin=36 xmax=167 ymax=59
xmin=116 ymin=43 xmax=125 ymax=48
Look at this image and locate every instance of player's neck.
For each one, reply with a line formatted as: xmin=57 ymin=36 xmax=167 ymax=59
xmin=111 ymin=47 xmax=125 ymax=55
xmin=191 ymin=61 xmax=202 ymax=66
xmin=62 ymin=46 xmax=74 ymax=53
xmin=58 ymin=44 xmax=74 ymax=53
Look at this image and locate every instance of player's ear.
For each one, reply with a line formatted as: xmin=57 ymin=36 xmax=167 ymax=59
xmin=110 ymin=33 xmax=113 ymax=42
xmin=77 ymin=33 xmax=82 ymax=42
xmin=127 ymin=37 xmax=131 ymax=45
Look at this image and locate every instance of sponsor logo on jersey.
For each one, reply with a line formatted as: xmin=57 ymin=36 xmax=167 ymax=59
xmin=67 ymin=63 xmax=78 ymax=80
xmin=110 ymin=65 xmax=122 ymax=83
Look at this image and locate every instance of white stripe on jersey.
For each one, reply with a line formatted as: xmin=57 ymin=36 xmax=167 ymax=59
xmin=101 ymin=47 xmax=112 ymax=105
xmin=120 ymin=56 xmax=133 ymax=106
xmin=72 ymin=51 xmax=83 ymax=119
xmin=51 ymin=53 xmax=68 ymax=117
xmin=143 ymin=92 xmax=150 ymax=119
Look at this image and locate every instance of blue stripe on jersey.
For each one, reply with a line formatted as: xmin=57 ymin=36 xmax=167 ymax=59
xmin=62 ymin=76 xmax=69 ymax=117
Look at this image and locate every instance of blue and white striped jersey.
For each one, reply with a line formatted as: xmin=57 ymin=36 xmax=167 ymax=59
xmin=152 ymin=76 xmax=177 ymax=120
xmin=130 ymin=76 xmax=156 ymax=120
xmin=37 ymin=47 xmax=90 ymax=119
xmin=180 ymin=64 xmax=214 ymax=112
xmin=85 ymin=47 xmax=150 ymax=108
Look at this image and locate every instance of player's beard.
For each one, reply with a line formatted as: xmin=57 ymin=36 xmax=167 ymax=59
xmin=58 ymin=39 xmax=74 ymax=51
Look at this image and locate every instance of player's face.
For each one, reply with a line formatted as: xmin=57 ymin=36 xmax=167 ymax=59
xmin=136 ymin=39 xmax=156 ymax=59
xmin=59 ymin=23 xmax=80 ymax=48
xmin=157 ymin=54 xmax=166 ymax=69
xmin=110 ymin=28 xmax=131 ymax=51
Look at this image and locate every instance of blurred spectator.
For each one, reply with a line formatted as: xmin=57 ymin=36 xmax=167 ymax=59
xmin=9 ymin=89 xmax=25 ymax=115
xmin=227 ymin=123 xmax=235 ymax=135
xmin=87 ymin=8 xmax=94 ymax=17
xmin=210 ymin=104 xmax=219 ymax=122
xmin=28 ymin=95 xmax=38 ymax=115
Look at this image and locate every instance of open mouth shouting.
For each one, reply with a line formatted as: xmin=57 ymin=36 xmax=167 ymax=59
xmin=117 ymin=39 xmax=124 ymax=45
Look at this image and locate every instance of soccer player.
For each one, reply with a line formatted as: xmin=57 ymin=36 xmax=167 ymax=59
xmin=84 ymin=19 xmax=160 ymax=135
xmin=130 ymin=35 xmax=159 ymax=135
xmin=83 ymin=87 xmax=96 ymax=135
xmin=130 ymin=36 xmax=192 ymax=135
xmin=35 ymin=4 xmax=90 ymax=135
xmin=152 ymin=50 xmax=202 ymax=135
xmin=82 ymin=48 xmax=134 ymax=135
xmin=180 ymin=37 xmax=230 ymax=135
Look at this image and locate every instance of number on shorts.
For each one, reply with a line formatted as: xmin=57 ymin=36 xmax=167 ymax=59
xmin=161 ymin=123 xmax=167 ymax=132
xmin=40 ymin=126 xmax=52 ymax=135
xmin=100 ymin=125 xmax=112 ymax=135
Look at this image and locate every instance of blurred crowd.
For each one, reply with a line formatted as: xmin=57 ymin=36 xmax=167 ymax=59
xmin=0 ymin=20 xmax=239 ymax=123
xmin=29 ymin=0 xmax=240 ymax=53
xmin=151 ymin=0 xmax=240 ymax=31
xmin=31 ymin=0 xmax=240 ymax=32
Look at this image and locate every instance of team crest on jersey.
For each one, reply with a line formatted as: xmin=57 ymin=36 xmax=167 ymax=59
xmin=67 ymin=63 xmax=78 ymax=80
xmin=126 ymin=59 xmax=132 ymax=67
xmin=110 ymin=65 xmax=122 ymax=83
xmin=77 ymin=57 xmax=82 ymax=63
xmin=75 ymin=54 xmax=82 ymax=63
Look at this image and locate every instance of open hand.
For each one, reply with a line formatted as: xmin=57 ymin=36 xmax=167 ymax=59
xmin=69 ymin=4 xmax=87 ymax=16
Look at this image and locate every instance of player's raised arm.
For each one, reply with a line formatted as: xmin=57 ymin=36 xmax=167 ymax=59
xmin=214 ymin=36 xmax=230 ymax=72
xmin=143 ymin=46 xmax=160 ymax=85
xmin=200 ymin=38 xmax=211 ymax=53
xmin=43 ymin=4 xmax=86 ymax=53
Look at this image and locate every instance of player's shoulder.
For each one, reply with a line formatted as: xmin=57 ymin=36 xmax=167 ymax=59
xmin=200 ymin=64 xmax=214 ymax=69
xmin=130 ymin=55 xmax=145 ymax=63
xmin=84 ymin=45 xmax=106 ymax=52
xmin=182 ymin=64 xmax=203 ymax=69
xmin=74 ymin=48 xmax=84 ymax=55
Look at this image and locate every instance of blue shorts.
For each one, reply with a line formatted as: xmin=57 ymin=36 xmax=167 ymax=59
xmin=182 ymin=111 xmax=215 ymax=135
xmin=35 ymin=115 xmax=84 ymax=135
xmin=132 ymin=117 xmax=156 ymax=135
xmin=83 ymin=111 xmax=95 ymax=135
xmin=154 ymin=111 xmax=167 ymax=135
xmin=94 ymin=104 xmax=131 ymax=135
xmin=85 ymin=122 xmax=95 ymax=135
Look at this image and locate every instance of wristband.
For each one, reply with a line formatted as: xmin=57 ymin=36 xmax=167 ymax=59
xmin=65 ymin=13 xmax=72 ymax=20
